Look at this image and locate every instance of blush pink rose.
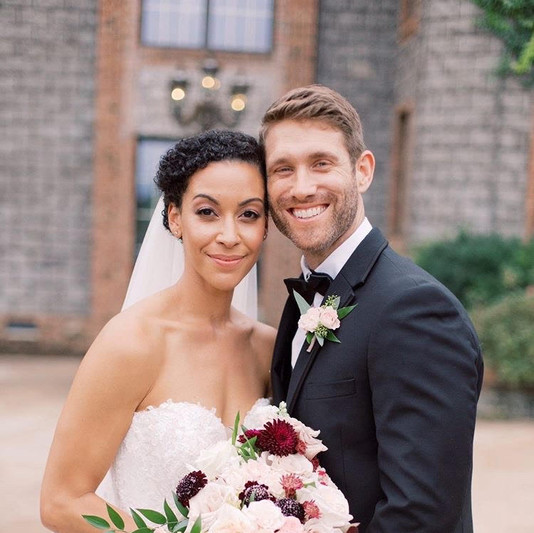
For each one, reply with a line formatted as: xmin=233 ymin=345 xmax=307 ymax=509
xmin=298 ymin=307 xmax=322 ymax=332
xmin=278 ymin=516 xmax=305 ymax=533
xmin=319 ymin=307 xmax=340 ymax=330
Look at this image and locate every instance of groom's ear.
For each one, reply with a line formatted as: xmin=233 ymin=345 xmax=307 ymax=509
xmin=168 ymin=204 xmax=182 ymax=237
xmin=355 ymin=150 xmax=375 ymax=194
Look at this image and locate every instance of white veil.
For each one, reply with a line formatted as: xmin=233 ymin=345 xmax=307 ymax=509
xmin=122 ymin=197 xmax=258 ymax=319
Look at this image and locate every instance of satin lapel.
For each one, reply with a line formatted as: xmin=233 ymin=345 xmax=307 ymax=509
xmin=271 ymin=296 xmax=300 ymax=403
xmin=285 ymin=228 xmax=389 ymax=412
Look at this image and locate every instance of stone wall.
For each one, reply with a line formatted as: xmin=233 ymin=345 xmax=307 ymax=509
xmin=315 ymin=0 xmax=400 ymax=231
xmin=0 ymin=0 xmax=97 ymax=319
xmin=404 ymin=0 xmax=532 ymax=243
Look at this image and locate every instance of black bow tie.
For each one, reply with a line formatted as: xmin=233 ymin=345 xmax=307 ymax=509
xmin=284 ymin=271 xmax=333 ymax=304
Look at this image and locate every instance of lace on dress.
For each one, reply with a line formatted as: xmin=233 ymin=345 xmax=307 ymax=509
xmin=97 ymin=399 xmax=269 ymax=510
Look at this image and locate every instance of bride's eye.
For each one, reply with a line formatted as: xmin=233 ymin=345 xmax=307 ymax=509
xmin=241 ymin=210 xmax=260 ymax=220
xmin=196 ymin=207 xmax=216 ymax=217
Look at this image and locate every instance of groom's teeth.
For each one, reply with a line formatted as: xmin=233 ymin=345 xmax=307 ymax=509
xmin=293 ymin=206 xmax=326 ymax=219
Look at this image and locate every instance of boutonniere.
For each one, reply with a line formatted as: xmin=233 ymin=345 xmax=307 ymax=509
xmin=293 ymin=290 xmax=357 ymax=352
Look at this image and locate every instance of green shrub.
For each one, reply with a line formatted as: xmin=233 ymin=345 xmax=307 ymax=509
xmin=414 ymin=231 xmax=534 ymax=309
xmin=473 ymin=292 xmax=534 ymax=390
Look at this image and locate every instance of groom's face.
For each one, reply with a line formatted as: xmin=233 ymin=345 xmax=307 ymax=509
xmin=265 ymin=119 xmax=366 ymax=268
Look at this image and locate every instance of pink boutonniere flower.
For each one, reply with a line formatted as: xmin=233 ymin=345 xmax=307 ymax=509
xmin=294 ymin=291 xmax=357 ymax=352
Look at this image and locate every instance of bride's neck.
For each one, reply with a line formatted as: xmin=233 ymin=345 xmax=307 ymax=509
xmin=170 ymin=277 xmax=234 ymax=324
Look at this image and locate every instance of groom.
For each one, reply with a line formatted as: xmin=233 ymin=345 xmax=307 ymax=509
xmin=261 ymin=85 xmax=483 ymax=533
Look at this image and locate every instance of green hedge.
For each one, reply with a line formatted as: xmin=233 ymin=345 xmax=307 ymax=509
xmin=473 ymin=293 xmax=534 ymax=390
xmin=414 ymin=232 xmax=534 ymax=310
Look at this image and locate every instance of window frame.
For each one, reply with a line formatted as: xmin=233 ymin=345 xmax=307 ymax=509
xmin=139 ymin=0 xmax=276 ymax=55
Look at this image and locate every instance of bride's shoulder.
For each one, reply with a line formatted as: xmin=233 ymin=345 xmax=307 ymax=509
xmin=251 ymin=320 xmax=277 ymax=348
xmin=250 ymin=319 xmax=277 ymax=369
xmin=87 ymin=306 xmax=164 ymax=369
xmin=232 ymin=309 xmax=276 ymax=351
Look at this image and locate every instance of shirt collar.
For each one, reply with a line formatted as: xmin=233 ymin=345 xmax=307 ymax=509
xmin=301 ymin=217 xmax=373 ymax=281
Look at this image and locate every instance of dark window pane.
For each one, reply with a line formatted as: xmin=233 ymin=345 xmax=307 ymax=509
xmin=135 ymin=138 xmax=177 ymax=254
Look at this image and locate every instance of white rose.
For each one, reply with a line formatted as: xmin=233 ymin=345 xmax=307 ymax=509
xmin=242 ymin=402 xmax=279 ymax=429
xmin=298 ymin=484 xmax=352 ymax=530
xmin=319 ymin=307 xmax=340 ymax=330
xmin=194 ymin=440 xmax=240 ymax=479
xmin=208 ymin=503 xmax=255 ymax=533
xmin=242 ymin=500 xmax=285 ymax=532
xmin=269 ymin=453 xmax=314 ymax=480
xmin=289 ymin=418 xmax=328 ymax=460
xmin=220 ymin=453 xmax=283 ymax=498
xmin=279 ymin=516 xmax=306 ymax=533
xmin=298 ymin=307 xmax=322 ymax=332
xmin=188 ymin=481 xmax=239 ymax=518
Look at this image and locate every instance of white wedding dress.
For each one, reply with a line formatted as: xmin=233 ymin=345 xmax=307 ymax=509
xmin=97 ymin=398 xmax=269 ymax=511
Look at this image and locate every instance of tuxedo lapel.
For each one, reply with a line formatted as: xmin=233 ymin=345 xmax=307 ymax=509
xmin=271 ymin=296 xmax=300 ymax=403
xmin=285 ymin=228 xmax=388 ymax=412
xmin=286 ymin=274 xmax=354 ymax=412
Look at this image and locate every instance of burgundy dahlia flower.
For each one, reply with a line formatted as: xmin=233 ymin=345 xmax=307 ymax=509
xmin=257 ymin=419 xmax=298 ymax=456
xmin=238 ymin=429 xmax=262 ymax=444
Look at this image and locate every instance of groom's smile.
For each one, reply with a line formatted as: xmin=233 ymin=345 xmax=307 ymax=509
xmin=291 ymin=205 xmax=328 ymax=220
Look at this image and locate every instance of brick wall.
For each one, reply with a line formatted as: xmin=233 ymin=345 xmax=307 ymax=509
xmin=0 ymin=0 xmax=97 ymax=349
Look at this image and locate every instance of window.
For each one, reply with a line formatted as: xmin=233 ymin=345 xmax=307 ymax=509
xmin=389 ymin=105 xmax=413 ymax=242
xmin=135 ymin=138 xmax=177 ymax=254
xmin=141 ymin=0 xmax=274 ymax=53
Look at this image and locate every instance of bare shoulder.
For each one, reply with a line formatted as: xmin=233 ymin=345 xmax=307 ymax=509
xmin=251 ymin=320 xmax=277 ymax=368
xmin=80 ymin=306 xmax=164 ymax=391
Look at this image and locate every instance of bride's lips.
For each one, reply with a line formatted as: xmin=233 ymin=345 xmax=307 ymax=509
xmin=209 ymin=254 xmax=246 ymax=268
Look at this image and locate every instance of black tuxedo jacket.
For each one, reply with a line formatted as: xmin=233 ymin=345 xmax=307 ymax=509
xmin=272 ymin=229 xmax=483 ymax=533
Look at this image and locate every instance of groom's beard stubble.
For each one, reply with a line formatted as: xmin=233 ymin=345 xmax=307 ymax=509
xmin=269 ymin=191 xmax=360 ymax=258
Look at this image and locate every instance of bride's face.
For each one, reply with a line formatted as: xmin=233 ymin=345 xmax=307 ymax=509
xmin=168 ymin=160 xmax=267 ymax=292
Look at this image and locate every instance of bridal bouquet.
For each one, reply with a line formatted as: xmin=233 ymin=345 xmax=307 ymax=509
xmin=84 ymin=402 xmax=356 ymax=533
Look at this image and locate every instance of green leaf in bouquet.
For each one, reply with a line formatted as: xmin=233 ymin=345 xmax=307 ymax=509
xmin=106 ymin=504 xmax=125 ymax=530
xmin=164 ymin=499 xmax=178 ymax=529
xmin=130 ymin=528 xmax=153 ymax=533
xmin=293 ymin=290 xmax=311 ymax=315
xmin=82 ymin=515 xmax=112 ymax=530
xmin=337 ymin=304 xmax=357 ymax=319
xmin=172 ymin=518 xmax=189 ymax=533
xmin=172 ymin=492 xmax=189 ymax=518
xmin=190 ymin=515 xmax=202 ymax=533
xmin=231 ymin=411 xmax=241 ymax=445
xmin=138 ymin=509 xmax=167 ymax=525
xmin=306 ymin=332 xmax=314 ymax=344
xmin=325 ymin=330 xmax=341 ymax=343
xmin=130 ymin=509 xmax=148 ymax=529
xmin=238 ymin=434 xmax=258 ymax=461
xmin=317 ymin=335 xmax=325 ymax=346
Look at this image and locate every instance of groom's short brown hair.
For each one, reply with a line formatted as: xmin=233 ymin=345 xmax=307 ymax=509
xmin=259 ymin=84 xmax=366 ymax=164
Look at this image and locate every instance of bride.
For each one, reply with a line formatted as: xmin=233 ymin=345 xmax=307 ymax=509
xmin=40 ymin=130 xmax=276 ymax=532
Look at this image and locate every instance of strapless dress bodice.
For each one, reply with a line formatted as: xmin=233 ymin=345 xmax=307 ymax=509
xmin=97 ymin=399 xmax=268 ymax=511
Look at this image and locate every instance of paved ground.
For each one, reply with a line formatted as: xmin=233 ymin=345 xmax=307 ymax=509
xmin=1 ymin=354 xmax=533 ymax=533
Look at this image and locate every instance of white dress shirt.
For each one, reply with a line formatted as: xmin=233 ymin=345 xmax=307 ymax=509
xmin=291 ymin=218 xmax=373 ymax=367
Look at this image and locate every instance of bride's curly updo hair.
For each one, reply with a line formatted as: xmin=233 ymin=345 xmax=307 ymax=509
xmin=154 ymin=129 xmax=266 ymax=231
